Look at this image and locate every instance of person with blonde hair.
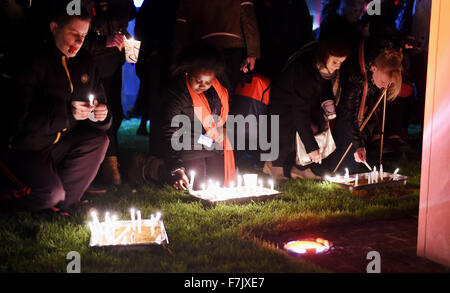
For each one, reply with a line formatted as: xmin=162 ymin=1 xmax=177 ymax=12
xmin=326 ymin=35 xmax=403 ymax=174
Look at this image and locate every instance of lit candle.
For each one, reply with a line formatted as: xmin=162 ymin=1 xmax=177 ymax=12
xmin=355 ymin=174 xmax=359 ymax=187
xmin=91 ymin=211 xmax=101 ymax=242
xmin=344 ymin=168 xmax=350 ymax=184
xmin=155 ymin=212 xmax=162 ymax=224
xmin=136 ymin=210 xmax=142 ymax=234
xmin=380 ymin=164 xmax=384 ymax=180
xmin=88 ymin=222 xmax=97 ymax=245
xmin=189 ymin=170 xmax=196 ymax=190
xmin=269 ymin=179 xmax=274 ymax=191
xmin=88 ymin=94 xmax=95 ymax=106
xmin=91 ymin=211 xmax=100 ymax=224
xmin=105 ymin=212 xmax=112 ymax=243
xmin=208 ymin=179 xmax=213 ymax=191
xmin=201 ymin=183 xmax=206 ymax=191
xmin=393 ymin=168 xmax=400 ymax=181
xmin=130 ymin=208 xmax=136 ymax=231
xmin=111 ymin=214 xmax=118 ymax=244
xmin=150 ymin=214 xmax=155 ymax=236
xmin=237 ymin=175 xmax=242 ymax=189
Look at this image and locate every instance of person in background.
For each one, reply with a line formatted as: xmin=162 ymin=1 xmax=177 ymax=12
xmin=83 ymin=0 xmax=136 ymax=186
xmin=2 ymin=6 xmax=111 ymax=212
xmin=253 ymin=0 xmax=313 ymax=79
xmin=133 ymin=0 xmax=179 ymax=157
xmin=173 ymin=0 xmax=260 ymax=95
xmin=318 ymin=0 xmax=366 ymax=43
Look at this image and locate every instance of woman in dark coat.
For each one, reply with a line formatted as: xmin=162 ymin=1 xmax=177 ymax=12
xmin=263 ymin=39 xmax=351 ymax=180
xmin=161 ymin=46 xmax=236 ymax=190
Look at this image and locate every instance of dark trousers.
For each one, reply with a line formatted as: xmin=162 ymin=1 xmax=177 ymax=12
xmin=4 ymin=128 xmax=109 ymax=211
xmin=181 ymin=151 xmax=225 ymax=190
xmin=102 ymin=67 xmax=124 ymax=157
xmin=137 ymin=54 xmax=167 ymax=157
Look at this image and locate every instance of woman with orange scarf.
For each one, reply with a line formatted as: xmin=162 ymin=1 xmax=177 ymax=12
xmin=160 ymin=46 xmax=236 ymax=190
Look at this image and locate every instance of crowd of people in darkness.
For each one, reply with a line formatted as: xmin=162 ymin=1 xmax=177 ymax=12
xmin=0 ymin=0 xmax=430 ymax=212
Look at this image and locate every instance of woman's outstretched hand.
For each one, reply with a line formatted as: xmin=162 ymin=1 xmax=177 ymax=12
xmin=354 ymin=147 xmax=367 ymax=163
xmin=172 ymin=169 xmax=190 ymax=190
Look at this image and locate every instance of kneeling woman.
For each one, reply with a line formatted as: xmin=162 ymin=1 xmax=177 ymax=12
xmin=161 ymin=46 xmax=236 ymax=190
xmin=264 ymin=38 xmax=351 ymax=180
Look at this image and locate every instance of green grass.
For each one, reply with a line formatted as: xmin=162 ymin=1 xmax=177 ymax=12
xmin=0 ymin=119 xmax=421 ymax=273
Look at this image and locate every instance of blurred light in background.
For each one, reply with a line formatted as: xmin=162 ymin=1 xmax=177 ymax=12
xmin=134 ymin=0 xmax=144 ymax=8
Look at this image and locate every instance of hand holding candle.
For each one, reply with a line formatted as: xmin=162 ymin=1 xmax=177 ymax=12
xmin=91 ymin=97 xmax=108 ymax=122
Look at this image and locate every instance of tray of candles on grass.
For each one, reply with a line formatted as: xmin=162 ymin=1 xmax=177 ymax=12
xmin=324 ymin=164 xmax=407 ymax=191
xmin=88 ymin=209 xmax=169 ymax=248
xmin=187 ymin=171 xmax=282 ymax=205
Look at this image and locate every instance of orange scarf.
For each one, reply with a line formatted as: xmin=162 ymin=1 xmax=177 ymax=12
xmin=186 ymin=77 xmax=236 ymax=186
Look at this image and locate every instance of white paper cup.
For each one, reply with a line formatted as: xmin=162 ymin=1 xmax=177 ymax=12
xmin=243 ymin=174 xmax=258 ymax=188
xmin=124 ymin=39 xmax=141 ymax=63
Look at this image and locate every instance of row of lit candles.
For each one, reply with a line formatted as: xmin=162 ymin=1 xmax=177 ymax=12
xmin=325 ymin=165 xmax=401 ymax=187
xmin=89 ymin=210 xmax=162 ymax=246
xmin=188 ymin=171 xmax=275 ymax=192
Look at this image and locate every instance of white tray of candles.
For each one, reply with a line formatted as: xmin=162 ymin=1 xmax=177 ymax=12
xmin=187 ymin=171 xmax=282 ymax=204
xmin=88 ymin=209 xmax=169 ymax=247
xmin=324 ymin=165 xmax=407 ymax=191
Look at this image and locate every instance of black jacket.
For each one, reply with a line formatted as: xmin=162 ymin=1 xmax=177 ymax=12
xmin=268 ymin=43 xmax=333 ymax=154
xmin=83 ymin=0 xmax=136 ymax=78
xmin=161 ymin=75 xmax=225 ymax=173
xmin=11 ymin=40 xmax=112 ymax=151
